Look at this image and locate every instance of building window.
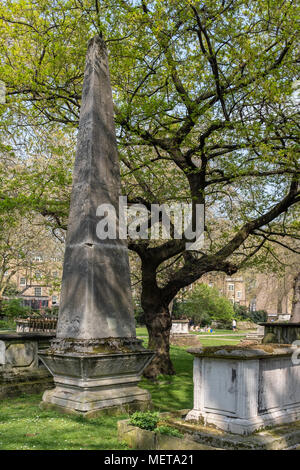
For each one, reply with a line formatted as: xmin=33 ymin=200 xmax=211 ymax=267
xmin=20 ymin=277 xmax=26 ymax=286
xmin=33 ymin=255 xmax=43 ymax=262
xmin=236 ymin=291 xmax=241 ymax=298
xmin=35 ymin=271 xmax=41 ymax=279
xmin=228 ymin=284 xmax=234 ymax=291
xmin=52 ymin=295 xmax=57 ymax=304
xmin=34 ymin=287 xmax=42 ymax=296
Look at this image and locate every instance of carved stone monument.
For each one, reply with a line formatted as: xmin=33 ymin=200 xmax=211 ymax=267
xmin=186 ymin=344 xmax=300 ymax=435
xmin=170 ymin=320 xmax=189 ymax=335
xmin=170 ymin=320 xmax=201 ymax=347
xmin=39 ymin=36 xmax=154 ymax=416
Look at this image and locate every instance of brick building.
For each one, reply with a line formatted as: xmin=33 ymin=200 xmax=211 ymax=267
xmin=4 ymin=253 xmax=62 ymax=311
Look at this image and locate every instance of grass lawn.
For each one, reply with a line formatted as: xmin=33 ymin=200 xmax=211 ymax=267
xmin=0 ymin=333 xmax=242 ymax=450
xmin=193 ymin=329 xmax=250 ymax=335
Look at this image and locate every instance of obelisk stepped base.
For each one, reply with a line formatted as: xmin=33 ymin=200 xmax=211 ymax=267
xmin=39 ymin=344 xmax=154 ymax=417
xmin=41 ymin=385 xmax=151 ymax=417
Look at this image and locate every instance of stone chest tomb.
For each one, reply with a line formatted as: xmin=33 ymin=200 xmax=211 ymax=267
xmin=186 ymin=344 xmax=300 ymax=435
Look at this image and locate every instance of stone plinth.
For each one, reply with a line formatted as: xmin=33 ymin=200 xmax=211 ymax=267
xmin=261 ymin=322 xmax=300 ymax=344
xmin=118 ymin=412 xmax=300 ymax=450
xmin=170 ymin=320 xmax=201 ymax=346
xmin=171 ymin=320 xmax=189 ymax=335
xmin=186 ymin=344 xmax=300 ymax=435
xmin=170 ymin=334 xmax=202 ymax=347
xmin=0 ymin=332 xmax=54 ymax=370
xmin=39 ymin=338 xmax=153 ymax=416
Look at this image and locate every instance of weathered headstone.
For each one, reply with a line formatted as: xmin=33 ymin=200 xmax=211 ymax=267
xmin=0 ymin=332 xmax=54 ymax=398
xmin=170 ymin=319 xmax=189 ymax=335
xmin=39 ymin=36 xmax=154 ymax=416
xmin=170 ymin=320 xmax=201 ymax=347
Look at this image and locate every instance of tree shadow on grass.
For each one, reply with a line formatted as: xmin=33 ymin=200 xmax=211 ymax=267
xmin=0 ymin=346 xmax=194 ymax=449
xmin=0 ymin=392 xmax=129 ymax=450
xmin=140 ymin=345 xmax=194 ymax=412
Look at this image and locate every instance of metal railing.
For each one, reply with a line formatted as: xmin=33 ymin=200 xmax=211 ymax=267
xmin=16 ymin=316 xmax=57 ymax=333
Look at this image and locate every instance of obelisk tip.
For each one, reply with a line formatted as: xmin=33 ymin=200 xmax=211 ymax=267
xmin=87 ymin=35 xmax=106 ymax=53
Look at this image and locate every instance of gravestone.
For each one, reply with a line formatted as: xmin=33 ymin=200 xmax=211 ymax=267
xmin=170 ymin=320 xmax=201 ymax=347
xmin=0 ymin=332 xmax=54 ymax=398
xmin=39 ymin=36 xmax=154 ymax=417
xmin=170 ymin=320 xmax=189 ymax=335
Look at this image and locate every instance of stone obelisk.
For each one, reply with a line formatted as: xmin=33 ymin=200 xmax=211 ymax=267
xmin=39 ymin=36 xmax=153 ymax=416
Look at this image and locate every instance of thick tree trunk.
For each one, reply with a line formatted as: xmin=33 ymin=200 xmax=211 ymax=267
xmin=290 ymin=272 xmax=300 ymax=323
xmin=143 ymin=304 xmax=175 ymax=379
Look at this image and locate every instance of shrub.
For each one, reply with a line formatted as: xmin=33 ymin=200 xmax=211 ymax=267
xmin=155 ymin=425 xmax=183 ymax=438
xmin=133 ymin=297 xmax=145 ymax=326
xmin=0 ymin=318 xmax=15 ymax=329
xmin=233 ymin=303 xmax=249 ymax=319
xmin=0 ymin=298 xmax=30 ymax=318
xmin=250 ymin=309 xmax=267 ymax=323
xmin=44 ymin=306 xmax=59 ymax=316
xmin=174 ymin=284 xmax=234 ymax=326
xmin=233 ymin=303 xmax=267 ymax=324
xmin=129 ymin=411 xmax=159 ymax=431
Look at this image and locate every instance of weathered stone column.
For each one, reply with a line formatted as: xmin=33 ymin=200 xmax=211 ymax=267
xmin=290 ymin=272 xmax=300 ymax=323
xmin=39 ymin=36 xmax=154 ymax=417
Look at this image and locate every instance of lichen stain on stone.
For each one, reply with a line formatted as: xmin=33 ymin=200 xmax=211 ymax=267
xmin=47 ymin=336 xmax=145 ymax=355
xmin=189 ymin=343 xmax=293 ymax=358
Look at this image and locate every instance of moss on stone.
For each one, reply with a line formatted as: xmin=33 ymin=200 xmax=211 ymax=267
xmin=188 ymin=343 xmax=294 ymax=359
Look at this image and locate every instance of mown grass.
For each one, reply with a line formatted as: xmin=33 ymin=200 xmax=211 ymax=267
xmin=0 ymin=333 xmax=241 ymax=450
xmin=0 ymin=394 xmax=130 ymax=450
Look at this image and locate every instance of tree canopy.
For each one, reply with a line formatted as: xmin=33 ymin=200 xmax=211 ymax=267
xmin=0 ymin=0 xmax=299 ymax=376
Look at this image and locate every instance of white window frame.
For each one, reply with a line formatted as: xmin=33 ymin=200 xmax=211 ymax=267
xmin=34 ymin=287 xmax=42 ymax=297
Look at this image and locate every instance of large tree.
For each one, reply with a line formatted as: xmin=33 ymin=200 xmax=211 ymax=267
xmin=0 ymin=0 xmax=299 ymax=377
